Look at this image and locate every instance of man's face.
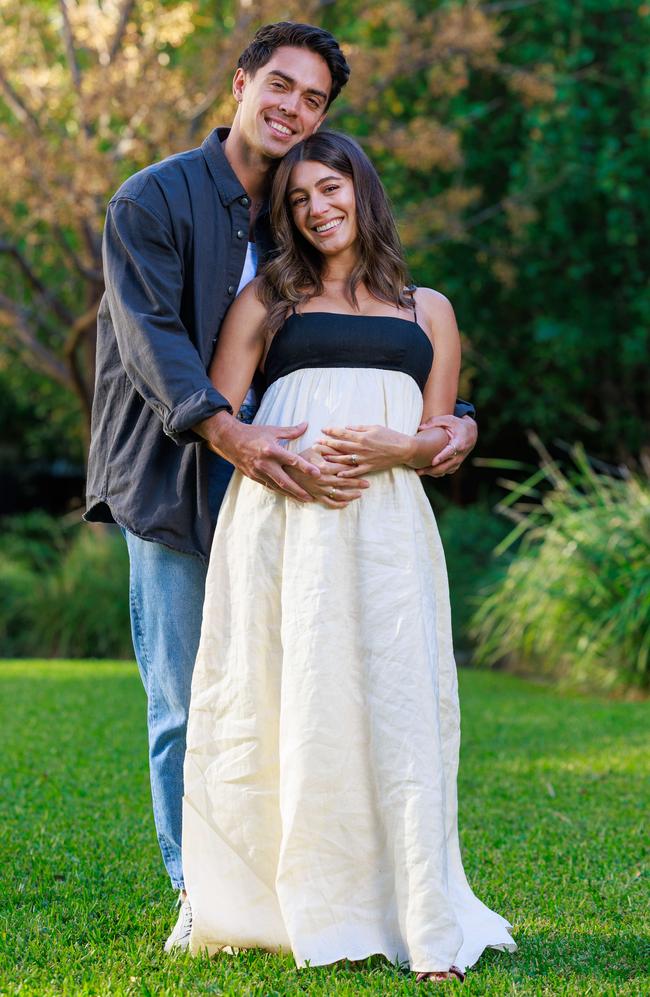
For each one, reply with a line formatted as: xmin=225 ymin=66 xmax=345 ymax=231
xmin=233 ymin=46 xmax=331 ymax=159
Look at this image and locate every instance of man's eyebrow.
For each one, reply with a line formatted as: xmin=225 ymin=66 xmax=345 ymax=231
xmin=266 ymin=69 xmax=328 ymax=103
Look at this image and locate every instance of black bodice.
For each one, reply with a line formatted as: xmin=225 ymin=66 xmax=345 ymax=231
xmin=264 ymin=311 xmax=433 ymax=392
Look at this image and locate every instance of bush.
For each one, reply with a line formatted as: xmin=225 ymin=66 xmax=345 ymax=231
xmin=436 ymin=502 xmax=511 ymax=648
xmin=470 ymin=441 xmax=650 ymax=692
xmin=0 ymin=515 xmax=132 ymax=659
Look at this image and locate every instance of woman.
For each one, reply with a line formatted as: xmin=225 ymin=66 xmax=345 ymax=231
xmin=182 ymin=132 xmax=515 ymax=982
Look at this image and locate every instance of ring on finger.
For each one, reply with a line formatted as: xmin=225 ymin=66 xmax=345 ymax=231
xmin=328 ymin=487 xmax=337 ymax=498
xmin=349 ymin=454 xmax=360 ymax=465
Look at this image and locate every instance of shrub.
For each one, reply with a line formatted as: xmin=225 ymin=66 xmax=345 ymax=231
xmin=470 ymin=440 xmax=650 ymax=691
xmin=0 ymin=515 xmax=131 ymax=659
xmin=436 ymin=502 xmax=511 ymax=647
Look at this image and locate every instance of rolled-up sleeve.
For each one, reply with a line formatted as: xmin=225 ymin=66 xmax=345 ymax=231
xmin=103 ymin=196 xmax=231 ymax=444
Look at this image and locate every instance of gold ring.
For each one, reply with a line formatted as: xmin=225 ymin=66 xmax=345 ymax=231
xmin=350 ymin=454 xmax=359 ymax=465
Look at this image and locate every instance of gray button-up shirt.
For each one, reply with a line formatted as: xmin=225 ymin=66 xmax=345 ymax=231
xmin=84 ymin=128 xmax=273 ymax=560
xmin=85 ymin=126 xmax=476 ymax=561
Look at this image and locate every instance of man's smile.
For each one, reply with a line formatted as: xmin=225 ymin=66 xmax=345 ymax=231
xmin=265 ymin=116 xmax=295 ymax=137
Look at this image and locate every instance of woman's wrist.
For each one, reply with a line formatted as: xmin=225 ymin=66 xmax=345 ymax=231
xmin=401 ymin=434 xmax=419 ymax=468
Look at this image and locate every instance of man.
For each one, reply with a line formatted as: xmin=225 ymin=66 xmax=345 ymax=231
xmin=85 ymin=21 xmax=477 ymax=950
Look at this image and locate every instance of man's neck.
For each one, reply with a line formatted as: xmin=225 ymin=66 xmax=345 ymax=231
xmin=222 ymin=120 xmax=272 ymax=210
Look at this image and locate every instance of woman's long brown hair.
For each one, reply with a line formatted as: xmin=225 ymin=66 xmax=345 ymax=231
xmin=258 ymin=131 xmax=412 ymax=338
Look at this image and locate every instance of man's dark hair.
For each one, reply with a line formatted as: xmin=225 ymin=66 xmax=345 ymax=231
xmin=237 ymin=22 xmax=350 ymax=108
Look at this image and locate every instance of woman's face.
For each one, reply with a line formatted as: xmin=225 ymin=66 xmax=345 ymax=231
xmin=287 ymin=159 xmax=358 ymax=258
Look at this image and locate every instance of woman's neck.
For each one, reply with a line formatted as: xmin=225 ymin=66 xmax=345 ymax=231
xmin=321 ymin=248 xmax=360 ymax=286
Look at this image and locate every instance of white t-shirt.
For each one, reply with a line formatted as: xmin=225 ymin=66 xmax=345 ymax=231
xmin=236 ymin=242 xmax=258 ymax=416
xmin=237 ymin=241 xmax=258 ymax=294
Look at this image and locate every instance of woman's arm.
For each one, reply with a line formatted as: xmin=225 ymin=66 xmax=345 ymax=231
xmin=402 ymin=288 xmax=461 ymax=468
xmin=207 ymin=280 xmax=267 ymax=412
xmin=318 ymin=288 xmax=461 ymax=475
xmin=194 ymin=282 xmax=320 ymax=498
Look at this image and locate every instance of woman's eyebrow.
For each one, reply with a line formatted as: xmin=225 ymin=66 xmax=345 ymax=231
xmin=288 ymin=176 xmax=341 ymax=196
xmin=265 ymin=69 xmax=328 ymax=103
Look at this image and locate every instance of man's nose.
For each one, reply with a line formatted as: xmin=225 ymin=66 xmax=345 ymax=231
xmin=278 ymin=91 xmax=300 ymax=116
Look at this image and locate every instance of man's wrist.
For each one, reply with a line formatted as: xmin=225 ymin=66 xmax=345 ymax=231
xmin=194 ymin=408 xmax=237 ymax=452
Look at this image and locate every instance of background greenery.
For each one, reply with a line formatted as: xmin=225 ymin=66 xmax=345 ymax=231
xmin=0 ymin=1 xmax=648 ymax=690
xmin=1 ymin=660 xmax=647 ymax=995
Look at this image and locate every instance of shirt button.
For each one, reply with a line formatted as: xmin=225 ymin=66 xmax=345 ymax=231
xmin=239 ymin=196 xmax=250 ymax=207
xmin=236 ymin=230 xmax=244 ymax=239
xmin=227 ymin=284 xmax=235 ymax=294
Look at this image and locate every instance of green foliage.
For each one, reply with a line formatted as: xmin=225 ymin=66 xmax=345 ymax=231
xmin=470 ymin=443 xmax=650 ymax=691
xmin=0 ymin=516 xmax=131 ymax=659
xmin=1 ymin=662 xmax=647 ymax=994
xmin=436 ymin=501 xmax=511 ymax=646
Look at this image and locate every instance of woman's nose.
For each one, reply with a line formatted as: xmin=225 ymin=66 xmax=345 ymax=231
xmin=309 ymin=194 xmax=328 ymax=216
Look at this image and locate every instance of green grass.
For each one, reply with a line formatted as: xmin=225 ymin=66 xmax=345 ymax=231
xmin=0 ymin=662 xmax=647 ymax=996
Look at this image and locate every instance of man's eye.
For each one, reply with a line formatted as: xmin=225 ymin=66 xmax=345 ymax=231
xmin=271 ymin=80 xmax=285 ymax=89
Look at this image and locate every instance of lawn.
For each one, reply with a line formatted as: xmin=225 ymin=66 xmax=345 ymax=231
xmin=0 ymin=661 xmax=647 ymax=996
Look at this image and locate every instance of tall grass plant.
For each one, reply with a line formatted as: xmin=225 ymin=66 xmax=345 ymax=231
xmin=470 ymin=439 xmax=650 ymax=692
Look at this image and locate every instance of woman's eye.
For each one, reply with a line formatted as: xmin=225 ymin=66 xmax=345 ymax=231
xmin=323 ymin=185 xmax=339 ymax=194
xmin=291 ymin=197 xmax=307 ymax=207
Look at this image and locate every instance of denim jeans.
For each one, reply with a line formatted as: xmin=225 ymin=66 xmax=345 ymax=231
xmin=124 ymin=454 xmax=234 ymax=889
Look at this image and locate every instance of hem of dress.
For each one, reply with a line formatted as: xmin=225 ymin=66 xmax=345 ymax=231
xmin=189 ymin=930 xmax=517 ymax=973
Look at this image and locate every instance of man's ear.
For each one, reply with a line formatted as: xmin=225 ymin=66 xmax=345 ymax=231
xmin=232 ymin=67 xmax=246 ymax=102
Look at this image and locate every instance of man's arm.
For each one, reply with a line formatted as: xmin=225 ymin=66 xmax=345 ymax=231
xmin=103 ymin=196 xmax=231 ymax=443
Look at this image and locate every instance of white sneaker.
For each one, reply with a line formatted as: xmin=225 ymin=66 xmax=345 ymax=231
xmin=164 ymin=892 xmax=192 ymax=953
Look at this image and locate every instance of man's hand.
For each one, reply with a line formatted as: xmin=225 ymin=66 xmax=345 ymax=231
xmin=285 ymin=447 xmax=370 ymax=508
xmin=195 ymin=410 xmax=320 ymax=501
xmin=416 ymin=414 xmax=477 ymax=478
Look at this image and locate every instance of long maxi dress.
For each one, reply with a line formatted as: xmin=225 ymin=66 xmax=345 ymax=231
xmin=182 ymin=310 xmax=516 ymax=973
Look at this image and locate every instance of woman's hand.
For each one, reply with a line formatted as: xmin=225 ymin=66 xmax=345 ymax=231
xmin=315 ymin=425 xmax=414 ymax=478
xmin=284 ymin=446 xmax=370 ymax=508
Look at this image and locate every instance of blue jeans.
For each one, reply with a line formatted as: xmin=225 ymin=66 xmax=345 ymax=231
xmin=124 ymin=455 xmax=233 ymax=889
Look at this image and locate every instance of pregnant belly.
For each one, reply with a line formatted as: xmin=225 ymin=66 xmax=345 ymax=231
xmin=255 ymin=367 xmax=423 ymax=452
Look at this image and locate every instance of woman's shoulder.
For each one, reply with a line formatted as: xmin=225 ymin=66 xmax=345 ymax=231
xmin=412 ymin=286 xmax=455 ymax=318
xmin=410 ymin=287 xmax=459 ymax=345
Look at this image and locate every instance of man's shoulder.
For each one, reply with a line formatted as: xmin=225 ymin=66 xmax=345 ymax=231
xmin=109 ymin=145 xmax=205 ymax=207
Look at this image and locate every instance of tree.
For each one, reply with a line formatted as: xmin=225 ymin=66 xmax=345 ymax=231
xmin=0 ymin=0 xmax=562 ymax=461
xmin=0 ymin=0 xmax=506 ymax=451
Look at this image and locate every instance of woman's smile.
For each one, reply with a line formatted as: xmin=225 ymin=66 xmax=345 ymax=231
xmin=312 ymin=216 xmax=345 ymax=235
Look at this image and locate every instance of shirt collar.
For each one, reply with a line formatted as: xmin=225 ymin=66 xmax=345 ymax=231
xmin=201 ymin=127 xmax=249 ymax=207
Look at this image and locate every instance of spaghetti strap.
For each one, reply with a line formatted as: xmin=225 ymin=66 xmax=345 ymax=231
xmin=406 ymin=283 xmax=418 ymax=324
